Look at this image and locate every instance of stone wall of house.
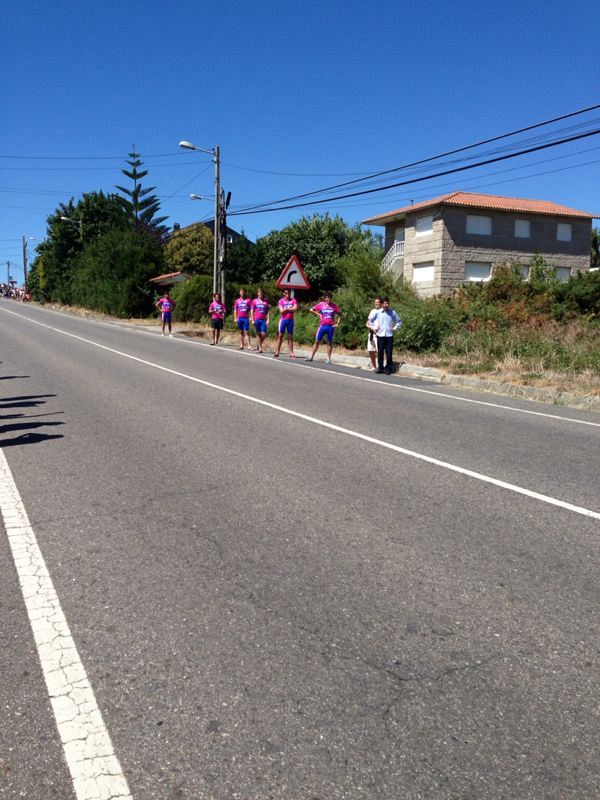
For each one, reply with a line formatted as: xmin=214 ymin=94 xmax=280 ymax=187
xmin=443 ymin=207 xmax=591 ymax=258
xmin=382 ymin=207 xmax=592 ymax=297
xmin=401 ymin=209 xmax=444 ymax=297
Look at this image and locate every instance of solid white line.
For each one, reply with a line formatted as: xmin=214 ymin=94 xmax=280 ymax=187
xmin=5 ymin=304 xmax=600 ymax=429
xmin=0 ymin=449 xmax=132 ymax=800
xmin=5 ymin=310 xmax=600 ymax=522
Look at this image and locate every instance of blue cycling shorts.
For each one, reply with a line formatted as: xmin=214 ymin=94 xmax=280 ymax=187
xmin=316 ymin=324 xmax=334 ymax=343
xmin=279 ymin=319 xmax=294 ymax=336
xmin=237 ymin=317 xmax=250 ymax=332
xmin=254 ymin=319 xmax=267 ymax=334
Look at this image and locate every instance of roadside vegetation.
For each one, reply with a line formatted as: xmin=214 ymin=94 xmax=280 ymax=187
xmin=28 ymin=156 xmax=599 ymax=390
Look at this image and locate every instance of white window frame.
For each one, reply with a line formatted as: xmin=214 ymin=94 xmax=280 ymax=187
xmin=515 ymin=219 xmax=530 ymax=238
xmin=464 ymin=261 xmax=492 ymax=282
xmin=557 ymin=222 xmax=572 ymax=242
xmin=466 ymin=214 xmax=492 ymax=235
xmin=554 ymin=267 xmax=571 ymax=282
xmin=520 ymin=264 xmax=530 ymax=280
xmin=412 ymin=261 xmax=435 ymax=283
xmin=414 ymin=214 xmax=433 ymax=237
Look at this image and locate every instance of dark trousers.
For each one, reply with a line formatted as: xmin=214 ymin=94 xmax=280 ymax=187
xmin=376 ymin=336 xmax=394 ymax=371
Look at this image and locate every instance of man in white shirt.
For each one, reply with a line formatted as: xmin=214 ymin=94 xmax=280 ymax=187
xmin=372 ymin=298 xmax=402 ymax=374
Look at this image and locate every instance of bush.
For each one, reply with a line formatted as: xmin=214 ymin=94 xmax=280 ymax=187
xmin=396 ymin=298 xmax=455 ymax=352
xmin=171 ymin=275 xmax=213 ymax=322
xmin=70 ymin=228 xmax=163 ymax=317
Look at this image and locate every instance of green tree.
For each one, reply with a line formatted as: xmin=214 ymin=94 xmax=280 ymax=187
xmin=226 ymin=233 xmax=260 ymax=282
xmin=29 ymin=193 xmax=132 ymax=303
xmin=164 ymin=224 xmax=214 ymax=275
xmin=116 ymin=150 xmax=168 ymax=234
xmin=70 ymin=228 xmax=164 ymax=317
xmin=255 ymin=214 xmax=365 ymax=291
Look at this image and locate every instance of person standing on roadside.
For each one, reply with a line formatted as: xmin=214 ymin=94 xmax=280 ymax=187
xmin=156 ymin=290 xmax=176 ymax=337
xmin=208 ymin=292 xmax=226 ymax=345
xmin=372 ymin=297 xmax=402 ymax=374
xmin=234 ymin=287 xmax=253 ymax=350
xmin=273 ymin=288 xmax=298 ymax=358
xmin=307 ymin=292 xmax=341 ymax=364
xmin=251 ymin=289 xmax=270 ymax=353
xmin=366 ymin=296 xmax=382 ymax=371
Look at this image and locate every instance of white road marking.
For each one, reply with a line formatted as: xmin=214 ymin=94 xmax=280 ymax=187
xmin=4 ymin=310 xmax=600 ymax=522
xmin=7 ymin=303 xmax=600 ymax=429
xmin=0 ymin=449 xmax=132 ymax=800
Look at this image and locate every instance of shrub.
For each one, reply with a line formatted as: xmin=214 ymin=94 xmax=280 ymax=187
xmin=171 ymin=275 xmax=213 ymax=322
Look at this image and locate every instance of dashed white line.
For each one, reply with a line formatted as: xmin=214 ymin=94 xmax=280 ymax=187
xmin=0 ymin=449 xmax=132 ymax=800
xmin=4 ymin=309 xmax=600 ymax=522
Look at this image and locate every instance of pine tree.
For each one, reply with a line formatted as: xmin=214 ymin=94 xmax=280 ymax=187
xmin=116 ymin=149 xmax=168 ymax=233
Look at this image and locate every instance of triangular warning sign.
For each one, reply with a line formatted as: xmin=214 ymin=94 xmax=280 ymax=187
xmin=276 ymin=255 xmax=311 ymax=289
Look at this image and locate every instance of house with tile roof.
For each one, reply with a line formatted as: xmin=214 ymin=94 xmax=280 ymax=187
xmin=363 ymin=191 xmax=596 ymax=297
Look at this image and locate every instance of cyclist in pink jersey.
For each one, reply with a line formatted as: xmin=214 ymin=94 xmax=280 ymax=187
xmin=273 ymin=289 xmax=298 ymax=358
xmin=307 ymin=292 xmax=341 ymax=363
xmin=208 ymin=293 xmax=226 ymax=345
xmin=155 ymin=291 xmax=176 ymax=337
xmin=250 ymin=289 xmax=270 ymax=353
xmin=234 ymin=287 xmax=253 ymax=350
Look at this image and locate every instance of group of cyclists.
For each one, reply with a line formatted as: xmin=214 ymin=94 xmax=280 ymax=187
xmin=206 ymin=287 xmax=343 ymax=363
xmin=155 ymin=285 xmax=401 ymax=373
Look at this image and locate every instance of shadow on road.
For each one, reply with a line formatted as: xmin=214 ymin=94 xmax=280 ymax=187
xmin=0 ymin=394 xmax=56 ymax=410
xmin=0 ymin=390 xmax=64 ymax=448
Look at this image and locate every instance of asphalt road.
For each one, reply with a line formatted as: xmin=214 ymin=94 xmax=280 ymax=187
xmin=1 ymin=299 xmax=599 ymax=800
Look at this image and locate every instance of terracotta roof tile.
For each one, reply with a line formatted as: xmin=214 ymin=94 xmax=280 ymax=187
xmin=362 ymin=191 xmax=596 ymax=224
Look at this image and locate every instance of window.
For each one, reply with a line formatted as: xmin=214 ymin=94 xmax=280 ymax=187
xmin=520 ymin=264 xmax=530 ymax=280
xmin=412 ymin=261 xmax=435 ymax=283
xmin=554 ymin=267 xmax=571 ymax=281
xmin=394 ymin=225 xmax=405 ymax=242
xmin=557 ymin=222 xmax=572 ymax=241
xmin=226 ymin=234 xmax=233 ymax=244
xmin=466 ymin=214 xmax=492 ymax=235
xmin=464 ymin=262 xmax=492 ymax=282
xmin=415 ymin=214 xmax=433 ymax=236
xmin=515 ymin=219 xmax=530 ymax=238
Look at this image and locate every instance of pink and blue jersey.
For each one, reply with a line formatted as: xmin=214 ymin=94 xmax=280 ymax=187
xmin=278 ymin=297 xmax=297 ymax=319
xmin=208 ymin=301 xmax=225 ymax=319
xmin=311 ymin=301 xmax=340 ymax=325
xmin=251 ymin=298 xmax=270 ymax=320
xmin=234 ymin=297 xmax=251 ymax=318
xmin=157 ymin=297 xmax=174 ymax=316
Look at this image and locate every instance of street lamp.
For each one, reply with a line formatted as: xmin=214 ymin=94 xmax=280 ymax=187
xmin=22 ymin=236 xmax=35 ymax=291
xmin=179 ymin=140 xmax=220 ymax=294
xmin=59 ymin=216 xmax=83 ymax=239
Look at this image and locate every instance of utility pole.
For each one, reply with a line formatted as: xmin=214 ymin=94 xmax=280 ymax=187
xmin=213 ymin=145 xmax=220 ymax=295
xmin=22 ymin=237 xmax=28 ymax=290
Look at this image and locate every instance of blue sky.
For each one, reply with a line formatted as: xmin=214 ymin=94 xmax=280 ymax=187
xmin=1 ymin=0 xmax=598 ymax=283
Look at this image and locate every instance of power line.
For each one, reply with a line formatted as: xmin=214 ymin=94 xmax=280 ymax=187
xmin=232 ymin=103 xmax=600 ymax=214
xmin=229 ymin=128 xmax=600 ymax=216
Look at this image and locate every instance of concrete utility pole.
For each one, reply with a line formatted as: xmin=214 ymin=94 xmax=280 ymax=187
xmin=213 ymin=145 xmax=220 ymax=296
xmin=179 ymin=140 xmax=221 ymax=295
xmin=22 ymin=236 xmax=35 ymax=290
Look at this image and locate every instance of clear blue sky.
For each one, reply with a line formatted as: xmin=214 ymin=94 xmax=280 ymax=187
xmin=1 ymin=0 xmax=598 ymax=283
